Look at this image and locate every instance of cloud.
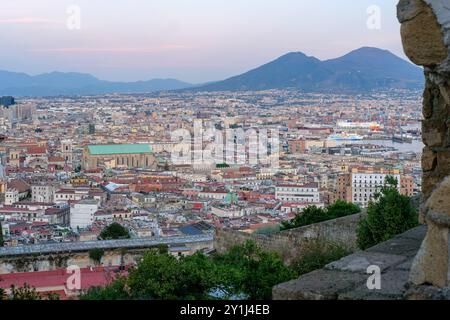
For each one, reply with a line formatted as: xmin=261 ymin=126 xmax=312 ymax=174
xmin=0 ymin=17 xmax=63 ymax=25
xmin=29 ymin=45 xmax=191 ymax=54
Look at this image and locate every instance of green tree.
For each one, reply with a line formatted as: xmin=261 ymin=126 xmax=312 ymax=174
xmin=80 ymin=276 xmax=130 ymax=300
xmin=89 ymin=248 xmax=105 ymax=265
xmin=80 ymin=240 xmax=295 ymax=301
xmin=281 ymin=200 xmax=361 ymax=231
xmin=100 ymin=222 xmax=130 ymax=240
xmin=326 ymin=200 xmax=361 ymax=218
xmin=212 ymin=240 xmax=295 ymax=300
xmin=281 ymin=206 xmax=329 ymax=230
xmin=357 ymin=176 xmax=419 ymax=250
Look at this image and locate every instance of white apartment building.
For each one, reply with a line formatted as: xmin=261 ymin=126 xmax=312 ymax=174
xmin=32 ymin=185 xmax=55 ymax=203
xmin=4 ymin=189 xmax=19 ymax=205
xmin=54 ymin=188 xmax=88 ymax=203
xmin=70 ymin=199 xmax=99 ymax=230
xmin=351 ymin=172 xmax=401 ymax=207
xmin=275 ymin=183 xmax=321 ymax=203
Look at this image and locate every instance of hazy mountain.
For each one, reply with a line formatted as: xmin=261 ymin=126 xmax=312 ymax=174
xmin=0 ymin=47 xmax=424 ymax=96
xmin=198 ymin=47 xmax=424 ymax=92
xmin=0 ymin=71 xmax=193 ymax=96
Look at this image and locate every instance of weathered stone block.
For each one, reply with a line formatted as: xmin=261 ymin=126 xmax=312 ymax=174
xmin=326 ymin=251 xmax=407 ymax=273
xmin=367 ymin=237 xmax=422 ymax=257
xmin=339 ymin=270 xmax=410 ymax=300
xmin=426 ymin=176 xmax=450 ymax=216
xmin=397 ymin=225 xmax=428 ymax=241
xmin=422 ymin=172 xmax=444 ymax=199
xmin=399 ymin=0 xmax=448 ymax=66
xmin=422 ymin=120 xmax=445 ymax=147
xmin=422 ymin=146 xmax=437 ymax=172
xmin=409 ymin=220 xmax=449 ymax=288
xmin=272 ymin=270 xmax=366 ymax=300
xmin=436 ymin=150 xmax=450 ymax=175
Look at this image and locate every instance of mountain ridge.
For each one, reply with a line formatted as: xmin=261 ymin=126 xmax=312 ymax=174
xmin=0 ymin=47 xmax=424 ymax=96
xmin=198 ymin=47 xmax=424 ymax=92
xmin=0 ymin=71 xmax=193 ymax=96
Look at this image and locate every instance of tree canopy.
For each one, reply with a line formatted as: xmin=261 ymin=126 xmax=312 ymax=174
xmin=357 ymin=176 xmax=419 ymax=250
xmin=81 ymin=240 xmax=295 ymax=300
xmin=281 ymin=200 xmax=361 ymax=231
xmin=100 ymin=222 xmax=130 ymax=240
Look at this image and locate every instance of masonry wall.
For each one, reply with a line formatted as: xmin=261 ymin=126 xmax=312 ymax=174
xmin=214 ymin=213 xmax=365 ymax=265
xmin=0 ymin=240 xmax=213 ymax=274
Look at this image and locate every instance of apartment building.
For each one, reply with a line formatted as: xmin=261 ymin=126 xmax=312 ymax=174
xmin=275 ymin=182 xmax=320 ymax=203
xmin=31 ymin=185 xmax=55 ymax=203
xmin=70 ymin=199 xmax=99 ymax=230
xmin=351 ymin=171 xmax=401 ymax=207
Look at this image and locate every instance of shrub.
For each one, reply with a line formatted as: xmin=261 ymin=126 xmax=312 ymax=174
xmin=281 ymin=201 xmax=361 ymax=231
xmin=89 ymin=248 xmax=105 ymax=264
xmin=100 ymin=222 xmax=130 ymax=240
xmin=357 ymin=177 xmax=419 ymax=250
xmin=291 ymin=241 xmax=351 ymax=276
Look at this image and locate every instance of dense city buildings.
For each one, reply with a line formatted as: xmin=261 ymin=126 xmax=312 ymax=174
xmin=0 ymin=89 xmax=422 ymax=250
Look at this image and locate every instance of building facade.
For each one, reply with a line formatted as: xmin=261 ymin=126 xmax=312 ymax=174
xmin=82 ymin=144 xmax=155 ymax=170
xmin=275 ymin=183 xmax=320 ymax=203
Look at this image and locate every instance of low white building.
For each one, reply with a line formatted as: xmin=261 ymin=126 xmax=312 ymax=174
xmin=70 ymin=199 xmax=99 ymax=230
xmin=275 ymin=183 xmax=320 ymax=203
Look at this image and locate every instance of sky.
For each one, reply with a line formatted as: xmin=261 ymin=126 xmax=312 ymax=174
xmin=0 ymin=0 xmax=405 ymax=83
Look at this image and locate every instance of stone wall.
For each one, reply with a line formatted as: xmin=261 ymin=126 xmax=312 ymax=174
xmin=398 ymin=0 xmax=450 ymax=289
xmin=0 ymin=239 xmax=213 ymax=274
xmin=215 ymin=213 xmax=364 ymax=265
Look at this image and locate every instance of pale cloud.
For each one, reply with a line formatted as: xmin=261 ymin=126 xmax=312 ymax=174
xmin=0 ymin=17 xmax=63 ymax=25
xmin=29 ymin=45 xmax=191 ymax=54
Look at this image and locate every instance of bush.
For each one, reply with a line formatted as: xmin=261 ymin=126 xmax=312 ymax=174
xmin=291 ymin=241 xmax=351 ymax=276
xmin=100 ymin=222 xmax=130 ymax=240
xmin=89 ymin=248 xmax=105 ymax=264
xmin=357 ymin=177 xmax=419 ymax=250
xmin=281 ymin=201 xmax=361 ymax=231
xmin=80 ymin=240 xmax=296 ymax=300
xmin=253 ymin=225 xmax=280 ymax=235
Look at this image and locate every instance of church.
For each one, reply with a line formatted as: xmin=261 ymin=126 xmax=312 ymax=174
xmin=82 ymin=144 xmax=156 ymax=170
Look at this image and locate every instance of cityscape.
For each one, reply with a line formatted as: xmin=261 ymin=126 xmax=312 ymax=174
xmin=0 ymin=0 xmax=449 ymax=309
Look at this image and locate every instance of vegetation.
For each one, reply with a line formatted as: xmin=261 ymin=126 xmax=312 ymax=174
xmin=253 ymin=225 xmax=280 ymax=235
xmin=100 ymin=222 xmax=130 ymax=240
xmin=357 ymin=176 xmax=419 ymax=250
xmin=81 ymin=240 xmax=295 ymax=300
xmin=281 ymin=200 xmax=361 ymax=231
xmin=291 ymin=241 xmax=351 ymax=276
xmin=0 ymin=284 xmax=59 ymax=300
xmin=89 ymin=248 xmax=105 ymax=265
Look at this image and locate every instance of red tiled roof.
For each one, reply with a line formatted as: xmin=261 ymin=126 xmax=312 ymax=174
xmin=8 ymin=179 xmax=30 ymax=193
xmin=26 ymin=146 xmax=47 ymax=155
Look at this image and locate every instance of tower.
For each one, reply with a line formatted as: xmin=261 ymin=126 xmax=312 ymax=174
xmin=61 ymin=140 xmax=73 ymax=165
